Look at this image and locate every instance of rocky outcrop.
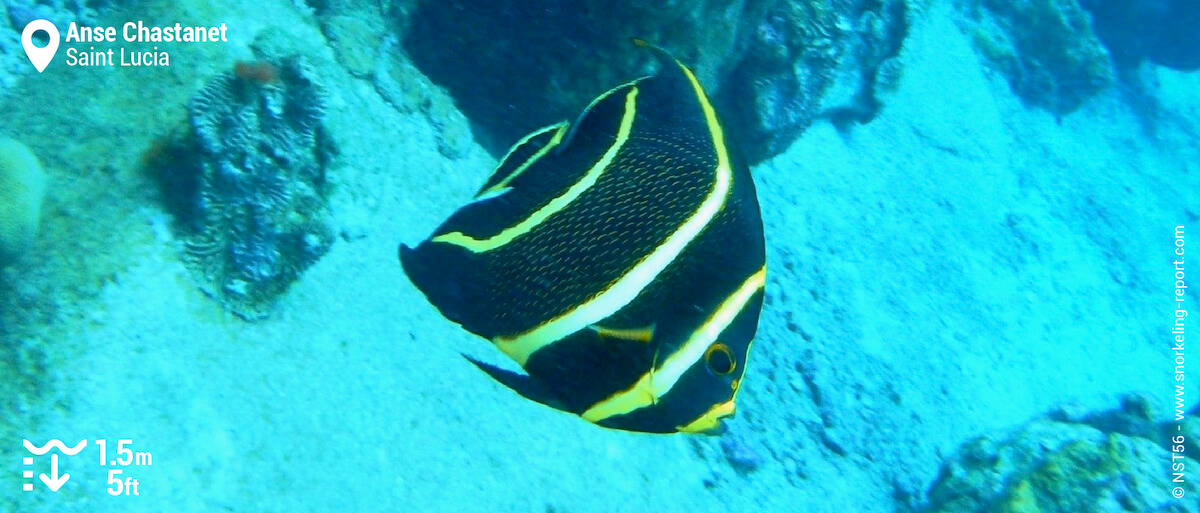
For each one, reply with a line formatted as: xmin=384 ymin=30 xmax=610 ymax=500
xmin=1079 ymin=0 xmax=1200 ymax=72
xmin=393 ymin=0 xmax=908 ymax=164
xmin=956 ymin=0 xmax=1113 ymax=117
xmin=922 ymin=395 xmax=1199 ymax=513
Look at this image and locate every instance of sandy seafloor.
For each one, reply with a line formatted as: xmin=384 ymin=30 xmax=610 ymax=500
xmin=1 ymin=0 xmax=1198 ymax=511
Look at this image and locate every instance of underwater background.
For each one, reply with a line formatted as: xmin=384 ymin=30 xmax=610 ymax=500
xmin=1 ymin=0 xmax=1198 ymax=511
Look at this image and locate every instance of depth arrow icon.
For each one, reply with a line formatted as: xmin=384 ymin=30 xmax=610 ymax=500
xmin=39 ymin=454 xmax=70 ymax=492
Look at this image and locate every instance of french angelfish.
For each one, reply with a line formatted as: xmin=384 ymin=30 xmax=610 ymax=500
xmin=400 ymin=41 xmax=766 ymax=434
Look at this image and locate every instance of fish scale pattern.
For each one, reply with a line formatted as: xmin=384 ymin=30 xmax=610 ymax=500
xmin=175 ymin=56 xmax=336 ymax=320
xmin=485 ymin=132 xmax=716 ymax=333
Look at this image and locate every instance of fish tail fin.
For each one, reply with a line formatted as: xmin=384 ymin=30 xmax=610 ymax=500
xmin=401 ymin=242 xmax=492 ymax=335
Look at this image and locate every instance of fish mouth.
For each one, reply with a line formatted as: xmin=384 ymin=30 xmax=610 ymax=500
xmin=694 ymin=409 xmax=735 ymax=436
xmin=677 ymin=400 xmax=737 ymax=434
xmin=700 ymin=419 xmax=730 ymax=436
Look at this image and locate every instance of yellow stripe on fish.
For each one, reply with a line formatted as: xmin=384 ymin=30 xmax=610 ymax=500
xmin=399 ymin=41 xmax=767 ymax=434
xmin=581 ymin=267 xmax=765 ymax=424
xmin=476 ymin=121 xmax=569 ymax=199
xmin=433 ymin=88 xmax=639 ymax=253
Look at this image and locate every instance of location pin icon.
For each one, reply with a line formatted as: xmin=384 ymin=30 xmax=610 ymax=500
xmin=22 ymin=20 xmax=60 ymax=73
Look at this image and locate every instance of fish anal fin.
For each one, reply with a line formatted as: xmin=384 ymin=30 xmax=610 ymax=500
xmin=463 ymin=354 xmax=565 ymax=411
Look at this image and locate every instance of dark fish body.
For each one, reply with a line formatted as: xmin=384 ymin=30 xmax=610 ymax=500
xmin=400 ymin=43 xmax=766 ymax=434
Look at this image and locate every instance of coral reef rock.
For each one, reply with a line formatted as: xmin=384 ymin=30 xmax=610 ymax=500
xmin=165 ymin=56 xmax=335 ymax=320
xmin=396 ymin=0 xmax=908 ymax=164
xmin=720 ymin=0 xmax=909 ymax=153
xmin=956 ymin=0 xmax=1114 ymax=116
xmin=921 ymin=394 xmax=1200 ymax=513
xmin=1 ymin=0 xmax=125 ymax=93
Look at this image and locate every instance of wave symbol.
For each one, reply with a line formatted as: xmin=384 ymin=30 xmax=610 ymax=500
xmin=23 ymin=439 xmax=88 ymax=455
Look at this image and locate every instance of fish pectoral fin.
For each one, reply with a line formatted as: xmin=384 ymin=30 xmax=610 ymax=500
xmin=588 ymin=323 xmax=656 ymax=343
xmin=463 ymin=354 xmax=564 ymax=410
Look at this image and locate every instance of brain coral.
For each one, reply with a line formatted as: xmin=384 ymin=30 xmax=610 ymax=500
xmin=164 ymin=57 xmax=336 ymax=320
xmin=0 ymin=137 xmax=47 ymax=266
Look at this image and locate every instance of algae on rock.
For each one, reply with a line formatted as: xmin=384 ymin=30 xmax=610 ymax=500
xmin=922 ymin=395 xmax=1199 ymax=513
xmin=956 ymin=0 xmax=1113 ymax=116
xmin=720 ymin=0 xmax=909 ymax=156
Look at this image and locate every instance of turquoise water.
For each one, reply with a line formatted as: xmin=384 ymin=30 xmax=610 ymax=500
xmin=1 ymin=1 xmax=1198 ymax=512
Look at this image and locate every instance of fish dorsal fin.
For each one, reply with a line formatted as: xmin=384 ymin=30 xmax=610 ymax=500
xmin=476 ymin=121 xmax=569 ymax=198
xmin=557 ymin=78 xmax=644 ymax=154
xmin=631 ymin=38 xmax=678 ymax=69
xmin=556 ymin=39 xmax=689 ymax=153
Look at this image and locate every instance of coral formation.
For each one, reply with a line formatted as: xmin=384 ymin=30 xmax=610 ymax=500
xmin=956 ymin=0 xmax=1113 ymax=116
xmin=0 ymin=137 xmax=46 ymax=266
xmin=720 ymin=0 xmax=909 ymax=154
xmin=922 ymin=395 xmax=1199 ymax=513
xmin=161 ymin=56 xmax=336 ymax=320
xmin=395 ymin=0 xmax=908 ymax=164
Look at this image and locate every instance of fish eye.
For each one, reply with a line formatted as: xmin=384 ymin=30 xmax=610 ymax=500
xmin=704 ymin=343 xmax=736 ymax=376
